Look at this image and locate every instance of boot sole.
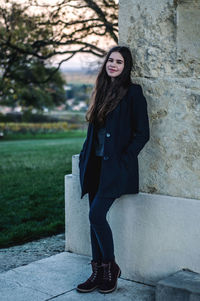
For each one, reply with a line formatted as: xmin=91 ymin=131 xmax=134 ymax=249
xmin=76 ymin=285 xmax=98 ymax=293
xmin=98 ymin=269 xmax=121 ymax=294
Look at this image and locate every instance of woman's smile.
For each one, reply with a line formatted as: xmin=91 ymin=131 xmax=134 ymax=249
xmin=108 ymin=68 xmax=117 ymax=72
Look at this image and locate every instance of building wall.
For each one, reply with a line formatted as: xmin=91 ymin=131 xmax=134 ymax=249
xmin=119 ymin=0 xmax=200 ymax=199
xmin=65 ymin=1 xmax=200 ymax=283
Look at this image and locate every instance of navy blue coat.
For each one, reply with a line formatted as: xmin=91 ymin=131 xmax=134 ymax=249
xmin=79 ymin=83 xmax=150 ymax=199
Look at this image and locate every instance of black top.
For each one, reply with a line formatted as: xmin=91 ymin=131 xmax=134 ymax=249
xmin=93 ymin=118 xmax=106 ymax=156
xmin=94 ymin=125 xmax=106 ymax=156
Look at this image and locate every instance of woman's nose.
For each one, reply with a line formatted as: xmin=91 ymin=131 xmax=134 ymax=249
xmin=110 ymin=61 xmax=116 ymax=67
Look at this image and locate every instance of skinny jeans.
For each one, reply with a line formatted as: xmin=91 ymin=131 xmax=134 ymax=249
xmin=88 ymin=155 xmax=116 ymax=264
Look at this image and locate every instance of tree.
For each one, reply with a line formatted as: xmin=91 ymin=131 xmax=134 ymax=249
xmin=1 ymin=60 xmax=66 ymax=111
xmin=0 ymin=3 xmax=66 ymax=109
xmin=1 ymin=0 xmax=118 ymax=66
xmin=0 ymin=0 xmax=118 ymax=109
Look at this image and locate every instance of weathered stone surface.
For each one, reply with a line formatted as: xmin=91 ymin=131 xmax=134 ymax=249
xmin=65 ymin=0 xmax=200 ymax=289
xmin=133 ymin=77 xmax=200 ymax=200
xmin=177 ymin=1 xmax=200 ymax=64
xmin=156 ymin=269 xmax=200 ymax=301
xmin=119 ymin=0 xmax=200 ymax=78
xmin=65 ymin=160 xmax=200 ymax=285
xmin=119 ymin=0 xmax=200 ymax=200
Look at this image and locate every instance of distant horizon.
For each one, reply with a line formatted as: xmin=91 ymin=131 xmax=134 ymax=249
xmin=60 ymin=66 xmax=89 ymax=72
xmin=60 ymin=67 xmax=98 ymax=74
xmin=55 ymin=52 xmax=103 ymax=73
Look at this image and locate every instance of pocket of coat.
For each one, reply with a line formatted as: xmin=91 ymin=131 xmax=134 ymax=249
xmin=120 ymin=150 xmax=136 ymax=170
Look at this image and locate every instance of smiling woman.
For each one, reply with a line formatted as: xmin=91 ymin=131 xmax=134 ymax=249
xmin=106 ymin=52 xmax=125 ymax=79
xmin=77 ymin=45 xmax=150 ymax=294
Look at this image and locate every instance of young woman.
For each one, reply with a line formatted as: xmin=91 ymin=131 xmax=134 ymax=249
xmin=77 ymin=46 xmax=150 ymax=294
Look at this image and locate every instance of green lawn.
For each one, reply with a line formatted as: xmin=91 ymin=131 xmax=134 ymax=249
xmin=0 ymin=131 xmax=86 ymax=248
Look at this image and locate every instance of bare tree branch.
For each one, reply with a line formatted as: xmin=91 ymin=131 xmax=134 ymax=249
xmin=0 ymin=0 xmax=118 ymax=92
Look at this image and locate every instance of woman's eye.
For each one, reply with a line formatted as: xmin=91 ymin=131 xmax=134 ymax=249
xmin=107 ymin=59 xmax=123 ymax=64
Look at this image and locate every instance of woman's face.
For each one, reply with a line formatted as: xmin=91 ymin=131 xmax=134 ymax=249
xmin=106 ymin=51 xmax=125 ymax=79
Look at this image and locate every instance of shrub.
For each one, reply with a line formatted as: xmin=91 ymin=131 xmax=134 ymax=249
xmin=0 ymin=122 xmax=72 ymax=135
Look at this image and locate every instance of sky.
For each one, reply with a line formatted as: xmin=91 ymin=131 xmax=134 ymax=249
xmin=59 ymin=53 xmax=99 ymax=71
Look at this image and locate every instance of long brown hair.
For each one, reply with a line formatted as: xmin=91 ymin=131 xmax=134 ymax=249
xmin=86 ymin=46 xmax=133 ymax=127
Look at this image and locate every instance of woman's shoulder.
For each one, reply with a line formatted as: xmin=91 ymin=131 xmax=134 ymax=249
xmin=126 ymin=83 xmax=147 ymax=105
xmin=128 ymin=82 xmax=143 ymax=94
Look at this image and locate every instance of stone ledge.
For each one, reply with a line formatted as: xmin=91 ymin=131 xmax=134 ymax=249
xmin=156 ymin=269 xmax=200 ymax=301
xmin=65 ymin=158 xmax=200 ymax=285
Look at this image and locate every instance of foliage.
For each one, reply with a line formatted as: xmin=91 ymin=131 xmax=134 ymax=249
xmin=0 ymin=111 xmax=61 ymax=123
xmin=0 ymin=0 xmax=118 ymax=66
xmin=0 ymin=3 xmax=67 ymax=109
xmin=0 ymin=0 xmax=118 ymax=110
xmin=66 ymin=83 xmax=93 ymax=109
xmin=0 ymin=121 xmax=85 ymax=136
xmin=0 ymin=59 xmax=67 ymax=110
xmin=1 ymin=129 xmax=87 ymax=141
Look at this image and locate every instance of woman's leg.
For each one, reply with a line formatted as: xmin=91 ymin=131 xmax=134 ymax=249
xmin=89 ymin=192 xmax=116 ymax=263
xmin=88 ymin=155 xmax=103 ymax=263
xmin=88 ymin=194 xmax=103 ymax=264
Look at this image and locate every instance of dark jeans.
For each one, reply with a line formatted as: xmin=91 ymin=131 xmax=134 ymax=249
xmin=88 ymin=155 xmax=116 ymax=264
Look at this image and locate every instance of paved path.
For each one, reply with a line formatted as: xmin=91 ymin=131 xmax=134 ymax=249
xmin=0 ymin=251 xmax=155 ymax=301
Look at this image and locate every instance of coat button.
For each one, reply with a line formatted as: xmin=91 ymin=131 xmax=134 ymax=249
xmin=103 ymin=156 xmax=109 ymax=160
xmin=106 ymin=133 xmax=111 ymax=137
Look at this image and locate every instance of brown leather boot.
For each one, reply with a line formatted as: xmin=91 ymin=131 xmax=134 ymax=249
xmin=98 ymin=259 xmax=121 ymax=293
xmin=76 ymin=260 xmax=103 ymax=293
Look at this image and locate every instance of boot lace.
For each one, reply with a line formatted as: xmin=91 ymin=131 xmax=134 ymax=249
xmin=102 ymin=262 xmax=112 ymax=282
xmin=88 ymin=262 xmax=99 ymax=282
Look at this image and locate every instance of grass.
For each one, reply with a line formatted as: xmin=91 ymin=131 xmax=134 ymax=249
xmin=0 ymin=130 xmax=87 ymax=248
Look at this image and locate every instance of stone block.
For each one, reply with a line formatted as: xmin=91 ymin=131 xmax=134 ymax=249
xmin=156 ymin=269 xmax=200 ymax=301
xmin=119 ymin=0 xmax=200 ymax=77
xmin=132 ymin=77 xmax=200 ymax=200
xmin=65 ymin=155 xmax=200 ymax=285
xmin=177 ymin=1 xmax=200 ymax=63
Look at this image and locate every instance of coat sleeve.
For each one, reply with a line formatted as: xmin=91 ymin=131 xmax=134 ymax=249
xmin=79 ymin=138 xmax=86 ymax=162
xmin=79 ymin=122 xmax=91 ymax=162
xmin=122 ymin=84 xmax=150 ymax=158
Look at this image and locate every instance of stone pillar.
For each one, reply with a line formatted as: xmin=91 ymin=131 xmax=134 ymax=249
xmin=119 ymin=0 xmax=200 ymax=199
xmin=65 ymin=0 xmax=200 ymax=286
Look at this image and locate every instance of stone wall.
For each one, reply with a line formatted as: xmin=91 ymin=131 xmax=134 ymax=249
xmin=64 ymin=1 xmax=200 ymax=282
xmin=119 ymin=0 xmax=200 ymax=200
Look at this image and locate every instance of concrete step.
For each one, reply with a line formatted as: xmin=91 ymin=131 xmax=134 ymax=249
xmin=0 ymin=251 xmax=155 ymax=301
xmin=156 ymin=268 xmax=200 ymax=301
